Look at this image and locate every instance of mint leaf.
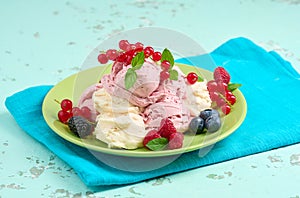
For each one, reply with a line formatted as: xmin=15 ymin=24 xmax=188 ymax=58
xmin=228 ymin=83 xmax=242 ymax=91
xmin=169 ymin=69 xmax=178 ymax=80
xmin=197 ymin=75 xmax=204 ymax=82
xmin=146 ymin=137 xmax=168 ymax=151
xmin=125 ymin=68 xmax=137 ymax=89
xmin=131 ymin=51 xmax=145 ymax=70
xmin=161 ymin=48 xmax=174 ymax=67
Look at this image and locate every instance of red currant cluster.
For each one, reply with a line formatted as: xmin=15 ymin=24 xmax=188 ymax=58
xmin=207 ymin=67 xmax=237 ymax=115
xmin=56 ymin=99 xmax=92 ymax=124
xmin=97 ymin=40 xmax=162 ymax=66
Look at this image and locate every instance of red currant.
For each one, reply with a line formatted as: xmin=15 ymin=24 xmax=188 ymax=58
xmin=71 ymin=107 xmax=81 ymax=116
xmin=106 ymin=49 xmax=119 ymax=61
xmin=160 ymin=71 xmax=170 ymax=81
xmin=80 ymin=106 xmax=92 ymax=120
xmin=187 ymin=72 xmax=198 ymax=85
xmin=97 ymin=53 xmax=108 ymax=64
xmin=225 ymin=91 xmax=236 ymax=105
xmin=119 ymin=40 xmax=130 ymax=51
xmin=116 ymin=52 xmax=128 ymax=62
xmin=125 ymin=44 xmax=136 ymax=52
xmin=216 ymin=81 xmax=228 ymax=94
xmin=207 ymin=80 xmax=218 ymax=92
xmin=134 ymin=42 xmax=144 ymax=51
xmin=221 ymin=104 xmax=231 ymax=115
xmin=209 ymin=91 xmax=219 ymax=101
xmin=216 ymin=97 xmax=226 ymax=107
xmin=61 ymin=99 xmax=73 ymax=111
xmin=161 ymin=60 xmax=171 ymax=71
xmin=152 ymin=51 xmax=161 ymax=61
xmin=58 ymin=110 xmax=72 ymax=124
xmin=144 ymin=46 xmax=154 ymax=58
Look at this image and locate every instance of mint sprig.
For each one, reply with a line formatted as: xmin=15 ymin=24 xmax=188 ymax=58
xmin=124 ymin=52 xmax=145 ymax=89
xmin=197 ymin=75 xmax=204 ymax=82
xmin=146 ymin=137 xmax=168 ymax=151
xmin=125 ymin=68 xmax=137 ymax=89
xmin=228 ymin=83 xmax=242 ymax=92
xmin=161 ymin=48 xmax=174 ymax=67
xmin=169 ymin=69 xmax=178 ymax=80
xmin=131 ymin=51 xmax=145 ymax=69
xmin=161 ymin=48 xmax=179 ymax=81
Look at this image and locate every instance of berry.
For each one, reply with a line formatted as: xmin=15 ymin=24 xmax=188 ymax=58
xmin=225 ymin=91 xmax=236 ymax=105
xmin=160 ymin=71 xmax=170 ymax=81
xmin=187 ymin=72 xmax=198 ymax=85
xmin=143 ymin=130 xmax=161 ymax=148
xmin=58 ymin=110 xmax=72 ymax=124
xmin=161 ymin=60 xmax=171 ymax=71
xmin=216 ymin=97 xmax=226 ymax=107
xmin=159 ymin=118 xmax=177 ymax=138
xmin=144 ymin=46 xmax=154 ymax=58
xmin=80 ymin=106 xmax=92 ymax=120
xmin=68 ymin=116 xmax=94 ymax=138
xmin=188 ymin=117 xmax=205 ymax=134
xmin=209 ymin=91 xmax=219 ymax=101
xmin=221 ymin=104 xmax=231 ymax=115
xmin=216 ymin=81 xmax=228 ymax=94
xmin=214 ymin=67 xmax=230 ymax=84
xmin=106 ymin=49 xmax=119 ymax=61
xmin=116 ymin=52 xmax=128 ymax=62
xmin=71 ymin=107 xmax=81 ymax=116
xmin=152 ymin=51 xmax=162 ymax=61
xmin=168 ymin=132 xmax=184 ymax=150
xmin=204 ymin=114 xmax=221 ymax=133
xmin=97 ymin=53 xmax=108 ymax=64
xmin=60 ymin=99 xmax=73 ymax=111
xmin=207 ymin=80 xmax=218 ymax=92
xmin=199 ymin=109 xmax=220 ymax=120
xmin=119 ymin=40 xmax=130 ymax=51
xmin=125 ymin=44 xmax=135 ymax=52
xmin=134 ymin=42 xmax=144 ymax=51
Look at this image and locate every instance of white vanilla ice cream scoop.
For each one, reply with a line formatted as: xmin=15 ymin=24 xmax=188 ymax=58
xmin=93 ymin=87 xmax=147 ymax=149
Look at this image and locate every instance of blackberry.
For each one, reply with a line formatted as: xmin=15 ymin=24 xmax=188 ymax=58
xmin=68 ymin=116 xmax=94 ymax=138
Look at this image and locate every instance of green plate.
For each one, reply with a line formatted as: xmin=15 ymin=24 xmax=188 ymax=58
xmin=42 ymin=63 xmax=247 ymax=158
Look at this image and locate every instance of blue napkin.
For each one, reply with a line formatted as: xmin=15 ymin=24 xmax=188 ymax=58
xmin=5 ymin=37 xmax=300 ymax=186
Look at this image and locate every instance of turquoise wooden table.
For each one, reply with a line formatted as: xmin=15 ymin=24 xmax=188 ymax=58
xmin=1 ymin=1 xmax=300 ymax=197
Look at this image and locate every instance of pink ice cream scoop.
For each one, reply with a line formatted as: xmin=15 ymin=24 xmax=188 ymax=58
xmin=101 ymin=60 xmax=164 ymax=107
xmin=143 ymin=94 xmax=190 ymax=132
xmin=77 ymin=83 xmax=102 ymax=121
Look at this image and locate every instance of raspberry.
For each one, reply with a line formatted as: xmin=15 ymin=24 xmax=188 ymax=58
xmin=68 ymin=116 xmax=94 ymax=138
xmin=214 ymin=67 xmax=230 ymax=84
xmin=143 ymin=130 xmax=161 ymax=148
xmin=159 ymin=118 xmax=177 ymax=138
xmin=168 ymin=132 xmax=184 ymax=149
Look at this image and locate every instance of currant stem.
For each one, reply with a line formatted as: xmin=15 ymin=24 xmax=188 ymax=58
xmin=54 ymin=99 xmax=61 ymax=104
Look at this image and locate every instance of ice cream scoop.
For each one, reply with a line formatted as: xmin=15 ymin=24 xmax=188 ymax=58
xmin=101 ymin=59 xmax=164 ymax=107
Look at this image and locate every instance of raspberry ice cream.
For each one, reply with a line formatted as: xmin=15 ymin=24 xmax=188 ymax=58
xmin=77 ymin=83 xmax=101 ymax=121
xmin=101 ymin=59 xmax=163 ymax=107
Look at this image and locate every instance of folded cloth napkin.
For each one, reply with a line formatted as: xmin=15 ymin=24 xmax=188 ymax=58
xmin=5 ymin=37 xmax=300 ymax=186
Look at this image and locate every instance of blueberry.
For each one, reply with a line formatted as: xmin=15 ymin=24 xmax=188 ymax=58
xmin=204 ymin=114 xmax=221 ymax=133
xmin=199 ymin=109 xmax=220 ymax=120
xmin=188 ymin=117 xmax=205 ymax=134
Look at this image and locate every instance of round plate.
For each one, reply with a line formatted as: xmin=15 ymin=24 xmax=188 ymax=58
xmin=42 ymin=63 xmax=247 ymax=158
